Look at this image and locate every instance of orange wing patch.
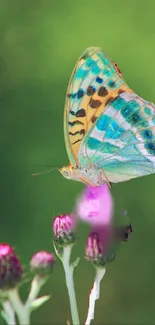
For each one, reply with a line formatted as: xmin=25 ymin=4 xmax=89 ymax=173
xmin=64 ymin=47 xmax=133 ymax=165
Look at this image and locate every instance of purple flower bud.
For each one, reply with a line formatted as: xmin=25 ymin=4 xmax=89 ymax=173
xmin=30 ymin=251 xmax=55 ymax=276
xmin=0 ymin=243 xmax=23 ymax=290
xmin=52 ymin=214 xmax=76 ymax=246
xmin=85 ymin=229 xmax=115 ymax=267
xmin=75 ymin=184 xmax=113 ymax=228
xmin=85 ymin=220 xmax=133 ymax=268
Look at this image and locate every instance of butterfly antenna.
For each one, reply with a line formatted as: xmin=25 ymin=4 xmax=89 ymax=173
xmin=32 ymin=167 xmax=57 ymax=177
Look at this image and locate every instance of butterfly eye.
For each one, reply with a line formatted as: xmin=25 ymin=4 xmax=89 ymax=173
xmin=63 ymin=170 xmax=69 ymax=177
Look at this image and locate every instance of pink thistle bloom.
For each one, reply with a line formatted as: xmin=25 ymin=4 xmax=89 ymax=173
xmin=85 ymin=231 xmax=115 ymax=267
xmin=30 ymin=251 xmax=55 ymax=276
xmin=75 ymin=186 xmax=133 ymax=266
xmin=75 ymin=184 xmax=113 ymax=227
xmin=52 ymin=214 xmax=76 ymax=246
xmin=0 ymin=243 xmax=23 ymax=289
xmin=85 ymin=223 xmax=133 ymax=267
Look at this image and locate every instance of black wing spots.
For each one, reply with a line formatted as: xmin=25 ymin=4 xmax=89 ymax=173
xmin=112 ymin=61 xmax=123 ymax=78
xmin=71 ymin=139 xmax=82 ymax=145
xmin=70 ymin=108 xmax=86 ymax=117
xmin=77 ymin=89 xmax=85 ymax=99
xmin=69 ymin=124 xmax=86 ymax=145
xmin=104 ymin=97 xmax=114 ymax=106
xmin=68 ymin=120 xmax=84 ymax=126
xmin=89 ymin=98 xmax=102 ymax=108
xmin=108 ymin=80 xmax=116 ymax=88
xmin=91 ymin=115 xmax=97 ymax=123
xmin=67 ymin=93 xmax=76 ymax=99
xmin=98 ymin=86 xmax=108 ymax=97
xmin=81 ymin=54 xmax=87 ymax=60
xmin=141 ymin=129 xmax=153 ymax=140
xmin=70 ymin=110 xmax=76 ymax=116
xmin=86 ymin=86 xmax=96 ymax=96
xmin=76 ymin=108 xmax=86 ymax=117
xmin=118 ymin=89 xmax=125 ymax=95
xmin=67 ymin=91 xmax=85 ymax=99
xmin=96 ymin=76 xmax=103 ymax=84
xmin=69 ymin=129 xmax=85 ymax=136
xmin=145 ymin=142 xmax=155 ymax=155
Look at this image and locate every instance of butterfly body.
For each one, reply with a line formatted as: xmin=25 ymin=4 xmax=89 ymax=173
xmin=60 ymin=47 xmax=155 ymax=186
xmin=59 ymin=165 xmax=106 ymax=186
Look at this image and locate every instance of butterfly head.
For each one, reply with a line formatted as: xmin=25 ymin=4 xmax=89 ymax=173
xmin=59 ymin=164 xmax=87 ymax=183
xmin=59 ymin=165 xmax=75 ymax=180
xmin=59 ymin=165 xmax=110 ymax=187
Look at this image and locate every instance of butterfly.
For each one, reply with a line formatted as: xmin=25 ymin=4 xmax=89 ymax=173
xmin=59 ymin=47 xmax=155 ymax=187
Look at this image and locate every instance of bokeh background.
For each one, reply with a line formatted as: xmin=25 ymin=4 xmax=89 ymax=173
xmin=0 ymin=0 xmax=155 ymax=324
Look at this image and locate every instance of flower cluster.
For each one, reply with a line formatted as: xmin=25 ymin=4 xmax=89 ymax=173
xmin=0 ymin=244 xmax=55 ymax=325
xmin=0 ymin=184 xmax=132 ymax=325
xmin=52 ymin=184 xmax=132 ymax=268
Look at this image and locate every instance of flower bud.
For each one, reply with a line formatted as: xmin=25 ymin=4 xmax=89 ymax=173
xmin=85 ymin=230 xmax=115 ymax=267
xmin=30 ymin=251 xmax=55 ymax=276
xmin=0 ymin=243 xmax=23 ymax=290
xmin=52 ymin=214 xmax=76 ymax=246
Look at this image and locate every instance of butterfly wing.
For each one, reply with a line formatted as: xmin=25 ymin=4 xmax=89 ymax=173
xmin=78 ymin=92 xmax=155 ymax=182
xmin=64 ymin=47 xmax=133 ymax=166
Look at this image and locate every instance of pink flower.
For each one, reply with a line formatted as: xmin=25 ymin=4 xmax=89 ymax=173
xmin=74 ymin=185 xmax=132 ymax=267
xmin=75 ymin=184 xmax=113 ymax=227
xmin=85 ymin=230 xmax=115 ymax=267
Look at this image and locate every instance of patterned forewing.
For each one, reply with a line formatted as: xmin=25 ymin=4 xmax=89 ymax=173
xmin=64 ymin=47 xmax=132 ymax=165
xmin=79 ymin=92 xmax=155 ymax=182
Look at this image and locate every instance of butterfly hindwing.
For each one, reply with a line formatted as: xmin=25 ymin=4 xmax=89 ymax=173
xmin=64 ymin=47 xmax=132 ymax=166
xmin=79 ymin=92 xmax=155 ymax=182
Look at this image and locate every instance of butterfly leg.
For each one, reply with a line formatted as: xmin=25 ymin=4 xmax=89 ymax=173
xmin=79 ymin=176 xmax=95 ymax=187
xmin=99 ymin=169 xmax=112 ymax=189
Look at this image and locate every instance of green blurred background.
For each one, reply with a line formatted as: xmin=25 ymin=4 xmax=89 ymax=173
xmin=0 ymin=0 xmax=155 ymax=324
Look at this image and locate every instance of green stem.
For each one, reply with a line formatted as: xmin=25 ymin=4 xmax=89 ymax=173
xmin=85 ymin=268 xmax=106 ymax=325
xmin=2 ymin=300 xmax=16 ymax=325
xmin=7 ymin=276 xmax=47 ymax=325
xmin=25 ymin=275 xmax=46 ymax=308
xmin=8 ymin=289 xmax=30 ymax=325
xmin=62 ymin=245 xmax=80 ymax=325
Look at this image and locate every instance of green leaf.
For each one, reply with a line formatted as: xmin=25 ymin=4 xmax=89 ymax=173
xmin=53 ymin=241 xmax=62 ymax=260
xmin=30 ymin=295 xmax=50 ymax=311
xmin=1 ymin=310 xmax=8 ymax=322
xmin=72 ymin=257 xmax=80 ymax=268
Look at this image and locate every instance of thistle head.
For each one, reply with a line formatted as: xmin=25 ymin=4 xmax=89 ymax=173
xmin=30 ymin=251 xmax=55 ymax=276
xmin=52 ymin=214 xmax=76 ymax=246
xmin=85 ymin=222 xmax=133 ymax=268
xmin=0 ymin=243 xmax=23 ymax=290
xmin=85 ymin=228 xmax=115 ymax=268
